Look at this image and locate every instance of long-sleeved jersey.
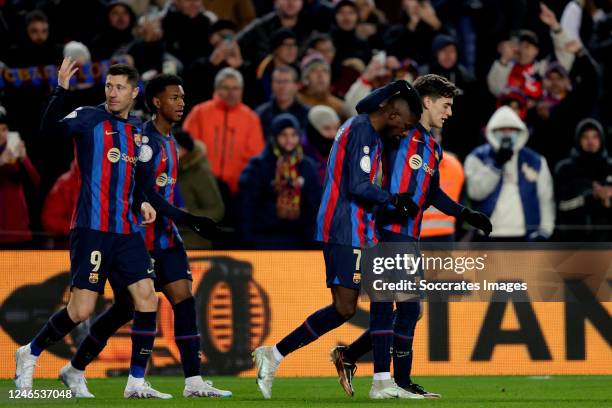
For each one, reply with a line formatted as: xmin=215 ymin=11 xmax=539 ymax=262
xmin=42 ymin=86 xmax=143 ymax=234
xmin=136 ymin=120 xmax=183 ymax=250
xmin=380 ymin=123 xmax=463 ymax=239
xmin=315 ymin=114 xmax=392 ymax=248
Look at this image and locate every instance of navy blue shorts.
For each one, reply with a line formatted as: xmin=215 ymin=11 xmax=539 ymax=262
xmin=149 ymin=245 xmax=192 ymax=291
xmin=323 ymin=243 xmax=362 ymax=291
xmin=69 ymin=228 xmax=154 ymax=294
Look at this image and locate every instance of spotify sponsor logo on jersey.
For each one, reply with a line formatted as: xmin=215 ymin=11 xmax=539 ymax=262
xmin=156 ymin=172 xmax=176 ymax=187
xmin=107 ymin=147 xmax=138 ymax=164
xmin=408 ymin=153 xmax=435 ymax=176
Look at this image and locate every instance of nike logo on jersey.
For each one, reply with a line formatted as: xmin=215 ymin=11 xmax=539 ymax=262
xmin=412 ymin=136 xmax=423 ymax=143
xmin=105 ymin=130 xmax=117 ymax=135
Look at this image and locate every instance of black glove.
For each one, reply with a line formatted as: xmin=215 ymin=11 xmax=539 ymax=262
xmin=392 ymin=192 xmax=419 ymax=218
xmin=495 ymin=137 xmax=513 ymax=166
xmin=460 ymin=208 xmax=492 ymax=236
xmin=186 ymin=214 xmax=225 ymax=240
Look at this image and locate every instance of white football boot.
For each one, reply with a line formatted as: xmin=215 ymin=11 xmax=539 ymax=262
xmin=252 ymin=346 xmax=280 ymax=399
xmin=59 ymin=363 xmax=94 ymax=398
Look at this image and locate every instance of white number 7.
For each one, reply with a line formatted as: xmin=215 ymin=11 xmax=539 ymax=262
xmin=353 ymin=249 xmax=361 ymax=272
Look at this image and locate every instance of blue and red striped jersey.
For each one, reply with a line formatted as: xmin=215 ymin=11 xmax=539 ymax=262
xmin=61 ymin=106 xmax=142 ymax=234
xmin=137 ymin=121 xmax=182 ymax=251
xmin=381 ymin=123 xmax=443 ymax=239
xmin=315 ymin=114 xmax=392 ymax=248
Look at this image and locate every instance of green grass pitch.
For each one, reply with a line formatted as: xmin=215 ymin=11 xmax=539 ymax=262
xmin=0 ymin=376 xmax=610 ymax=407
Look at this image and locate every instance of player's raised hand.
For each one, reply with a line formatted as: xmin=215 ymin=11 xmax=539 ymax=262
xmin=58 ymin=57 xmax=79 ymax=90
xmin=140 ymin=202 xmax=157 ymax=225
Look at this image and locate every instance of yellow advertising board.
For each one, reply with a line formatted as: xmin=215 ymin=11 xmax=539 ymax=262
xmin=0 ymin=250 xmax=610 ymax=378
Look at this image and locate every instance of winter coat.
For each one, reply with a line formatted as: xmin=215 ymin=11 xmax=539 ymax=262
xmin=465 ymin=106 xmax=555 ymax=239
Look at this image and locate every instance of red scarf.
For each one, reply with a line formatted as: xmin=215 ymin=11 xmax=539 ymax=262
xmin=273 ymin=145 xmax=304 ymax=220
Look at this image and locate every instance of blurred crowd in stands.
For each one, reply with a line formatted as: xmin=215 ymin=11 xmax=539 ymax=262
xmin=0 ymin=0 xmax=611 ymax=248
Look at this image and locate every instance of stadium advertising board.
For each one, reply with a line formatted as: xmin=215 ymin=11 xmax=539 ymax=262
xmin=0 ymin=250 xmax=610 ymax=378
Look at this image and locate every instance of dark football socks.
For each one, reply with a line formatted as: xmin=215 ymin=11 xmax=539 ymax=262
xmin=71 ymin=302 xmax=134 ymax=370
xmin=30 ymin=308 xmax=79 ymax=356
xmin=173 ymin=297 xmax=201 ymax=378
xmin=276 ymin=305 xmax=347 ymax=356
xmin=393 ymin=301 xmax=420 ymax=387
xmin=129 ymin=311 xmax=157 ymax=378
xmin=370 ymin=302 xmax=394 ymax=374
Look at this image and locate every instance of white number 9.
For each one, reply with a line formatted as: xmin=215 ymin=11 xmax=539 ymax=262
xmin=90 ymin=250 xmax=102 ymax=272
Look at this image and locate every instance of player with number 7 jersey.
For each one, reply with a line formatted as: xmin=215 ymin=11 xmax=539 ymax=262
xmin=252 ymin=80 xmax=423 ymax=399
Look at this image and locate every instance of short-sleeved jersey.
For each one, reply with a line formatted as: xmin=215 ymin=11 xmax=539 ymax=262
xmin=381 ymin=123 xmax=443 ymax=239
xmin=62 ymin=105 xmax=142 ymax=234
xmin=137 ymin=120 xmax=182 ymax=250
xmin=315 ymin=114 xmax=390 ymax=248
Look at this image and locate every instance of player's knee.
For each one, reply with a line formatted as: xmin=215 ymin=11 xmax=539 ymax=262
xmin=170 ymin=293 xmax=192 ymax=305
xmin=67 ymin=303 xmax=95 ymax=323
xmin=333 ymin=302 xmax=356 ymax=320
xmin=139 ymin=290 xmax=158 ymax=310
xmin=130 ymin=281 xmax=158 ymax=311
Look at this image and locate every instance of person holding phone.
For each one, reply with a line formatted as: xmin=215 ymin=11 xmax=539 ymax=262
xmin=0 ymin=106 xmax=40 ymax=247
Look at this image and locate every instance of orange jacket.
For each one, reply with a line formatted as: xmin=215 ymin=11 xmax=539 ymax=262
xmin=183 ymin=95 xmax=264 ymax=194
xmin=421 ymin=151 xmax=464 ymax=238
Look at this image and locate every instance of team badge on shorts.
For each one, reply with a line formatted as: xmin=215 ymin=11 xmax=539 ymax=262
xmin=89 ymin=272 xmax=99 ymax=284
xmin=353 ymin=272 xmax=361 ymax=284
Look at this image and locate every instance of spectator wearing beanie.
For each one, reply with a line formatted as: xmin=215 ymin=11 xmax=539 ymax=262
xmin=255 ymin=65 xmax=309 ymax=141
xmin=90 ymin=1 xmax=136 ymax=60
xmin=330 ymin=0 xmax=371 ymax=66
xmin=303 ymin=32 xmax=361 ymax=98
xmin=298 ymin=52 xmax=347 ymax=118
xmin=420 ymin=34 xmax=480 ymax=160
xmin=256 ymin=28 xmax=299 ymax=101
xmin=554 ymin=118 xmax=612 ymax=242
xmin=498 ymin=87 xmax=528 ymax=121
xmin=239 ymin=113 xmax=321 ymax=249
xmin=174 ymin=129 xmax=225 ymax=249
xmin=62 ymin=41 xmax=105 ymax=109
xmin=527 ymin=45 xmax=600 ymax=168
xmin=301 ymin=105 xmax=340 ymax=183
